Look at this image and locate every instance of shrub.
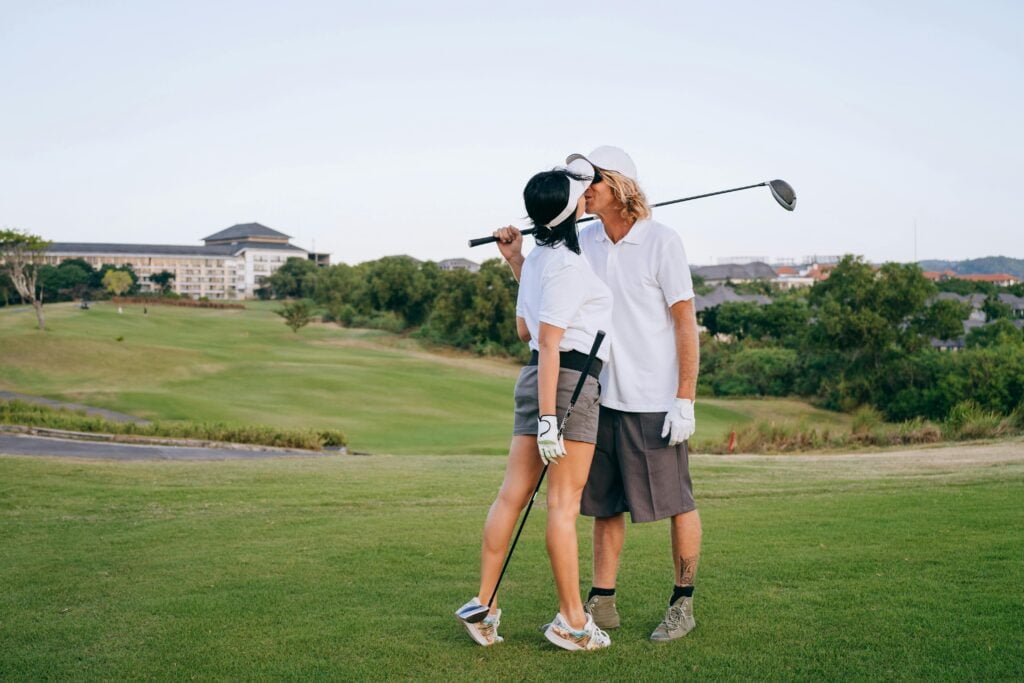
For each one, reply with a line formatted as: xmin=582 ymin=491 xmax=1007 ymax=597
xmin=943 ymin=400 xmax=1005 ymax=440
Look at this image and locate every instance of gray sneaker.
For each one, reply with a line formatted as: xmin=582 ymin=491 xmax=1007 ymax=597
xmin=584 ymin=594 xmax=621 ymax=630
xmin=650 ymin=596 xmax=695 ymax=642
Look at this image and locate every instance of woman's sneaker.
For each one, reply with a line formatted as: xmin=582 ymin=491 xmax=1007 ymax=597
xmin=454 ymin=598 xmax=503 ymax=647
xmin=544 ymin=612 xmax=611 ymax=651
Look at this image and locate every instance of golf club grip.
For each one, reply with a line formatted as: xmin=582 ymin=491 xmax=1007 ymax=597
xmin=466 ymin=217 xmax=596 ymax=248
xmin=467 ymin=228 xmax=537 ymax=248
xmin=558 ymin=330 xmax=606 ymax=436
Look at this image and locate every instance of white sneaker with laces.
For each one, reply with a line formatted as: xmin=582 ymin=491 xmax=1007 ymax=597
xmin=455 ymin=598 xmax=503 ymax=647
xmin=543 ymin=612 xmax=611 ymax=651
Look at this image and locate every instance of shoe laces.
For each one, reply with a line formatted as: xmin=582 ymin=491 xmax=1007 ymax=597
xmin=665 ymin=604 xmax=685 ymax=629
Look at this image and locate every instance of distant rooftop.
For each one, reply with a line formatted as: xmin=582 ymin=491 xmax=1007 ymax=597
xmin=49 ymin=241 xmax=306 ymax=257
xmin=203 ymin=223 xmax=291 ymax=243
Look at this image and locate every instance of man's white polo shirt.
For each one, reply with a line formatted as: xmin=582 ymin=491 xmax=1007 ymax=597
xmin=579 ymin=219 xmax=695 ymax=412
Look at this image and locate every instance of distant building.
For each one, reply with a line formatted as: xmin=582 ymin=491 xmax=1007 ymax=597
xmin=694 ymin=285 xmax=772 ymax=313
xmin=923 ymin=271 xmax=1019 ymax=286
xmin=438 ymin=258 xmax=481 ymax=273
xmin=691 ymin=262 xmax=776 ymax=285
xmin=44 ymin=223 xmax=316 ymax=299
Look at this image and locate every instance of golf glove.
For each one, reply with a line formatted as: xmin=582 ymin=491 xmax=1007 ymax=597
xmin=537 ymin=415 xmax=566 ymax=465
xmin=662 ymin=398 xmax=696 ymax=446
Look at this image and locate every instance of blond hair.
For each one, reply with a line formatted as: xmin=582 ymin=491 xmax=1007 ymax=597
xmin=600 ymin=169 xmax=651 ymax=223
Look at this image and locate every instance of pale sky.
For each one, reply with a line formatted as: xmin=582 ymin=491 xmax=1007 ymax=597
xmin=2 ymin=1 xmax=1021 ymax=266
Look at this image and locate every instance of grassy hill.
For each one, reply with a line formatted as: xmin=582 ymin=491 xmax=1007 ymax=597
xmin=0 ymin=301 xmax=846 ymax=454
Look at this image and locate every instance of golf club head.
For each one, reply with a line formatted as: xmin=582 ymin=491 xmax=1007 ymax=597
xmin=456 ymin=603 xmax=491 ymax=624
xmin=768 ymin=179 xmax=796 ymax=211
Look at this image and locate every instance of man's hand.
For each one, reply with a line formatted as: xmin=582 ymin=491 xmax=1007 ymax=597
xmin=661 ymin=398 xmax=696 ymax=446
xmin=492 ymin=226 xmax=524 ymax=265
xmin=537 ymin=415 xmax=566 ymax=465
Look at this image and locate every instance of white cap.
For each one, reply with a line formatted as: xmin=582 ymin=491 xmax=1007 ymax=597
xmin=566 ymin=145 xmax=638 ymax=181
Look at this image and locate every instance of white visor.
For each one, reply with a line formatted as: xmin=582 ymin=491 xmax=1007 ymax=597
xmin=543 ymin=163 xmax=594 ymax=228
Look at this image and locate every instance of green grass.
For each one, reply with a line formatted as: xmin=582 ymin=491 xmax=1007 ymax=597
xmin=1 ymin=445 xmax=1022 ymax=680
xmin=0 ymin=302 xmax=844 ymax=454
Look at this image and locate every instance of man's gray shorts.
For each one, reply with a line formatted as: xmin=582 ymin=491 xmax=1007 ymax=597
xmin=512 ymin=366 xmax=601 ymax=443
xmin=580 ymin=406 xmax=696 ymax=523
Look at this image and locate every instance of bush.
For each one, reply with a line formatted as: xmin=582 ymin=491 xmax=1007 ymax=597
xmin=711 ymin=347 xmax=798 ymax=396
xmin=943 ymin=400 xmax=1005 ymax=440
xmin=0 ymin=400 xmax=347 ymax=450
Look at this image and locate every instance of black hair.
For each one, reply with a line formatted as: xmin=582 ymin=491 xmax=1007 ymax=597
xmin=523 ymin=168 xmax=589 ymax=255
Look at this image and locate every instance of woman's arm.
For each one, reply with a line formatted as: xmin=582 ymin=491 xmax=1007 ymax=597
xmin=537 ymin=322 xmax=565 ymax=416
xmin=516 ymin=316 xmax=531 ymax=342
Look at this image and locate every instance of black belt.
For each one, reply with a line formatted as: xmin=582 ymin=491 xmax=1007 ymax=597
xmin=528 ymin=349 xmax=603 ymax=380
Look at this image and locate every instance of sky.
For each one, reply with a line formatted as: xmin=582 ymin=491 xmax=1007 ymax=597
xmin=2 ymin=1 xmax=1022 ymax=266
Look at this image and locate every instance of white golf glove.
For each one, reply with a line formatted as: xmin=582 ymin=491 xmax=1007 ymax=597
xmin=537 ymin=415 xmax=566 ymax=465
xmin=661 ymin=398 xmax=696 ymax=446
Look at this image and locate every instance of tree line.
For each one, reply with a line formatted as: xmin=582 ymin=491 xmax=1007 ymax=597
xmin=267 ymin=254 xmax=1023 ymax=423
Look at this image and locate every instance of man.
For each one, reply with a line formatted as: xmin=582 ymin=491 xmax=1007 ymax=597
xmin=493 ymin=146 xmax=701 ymax=642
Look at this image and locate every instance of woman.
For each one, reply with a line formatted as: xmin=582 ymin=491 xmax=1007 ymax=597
xmin=455 ymin=162 xmax=613 ymax=651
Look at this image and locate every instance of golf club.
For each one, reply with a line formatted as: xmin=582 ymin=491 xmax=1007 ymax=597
xmin=467 ymin=179 xmax=796 ymax=247
xmin=457 ymin=330 xmax=606 ymax=625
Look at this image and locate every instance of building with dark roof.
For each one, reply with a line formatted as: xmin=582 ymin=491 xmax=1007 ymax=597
xmin=44 ymin=224 xmax=315 ymax=299
xmin=691 ymin=262 xmax=777 ymax=285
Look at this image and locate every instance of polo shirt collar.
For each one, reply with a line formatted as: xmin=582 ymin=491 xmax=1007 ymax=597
xmin=597 ymin=219 xmax=650 ymax=244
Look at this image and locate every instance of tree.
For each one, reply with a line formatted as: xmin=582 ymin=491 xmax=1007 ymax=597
xmin=277 ymin=300 xmax=313 ymax=333
xmin=0 ymin=228 xmax=51 ymax=329
xmin=39 ymin=262 xmax=92 ymax=302
xmin=966 ymin=319 xmax=1023 ymax=349
xmin=982 ymin=295 xmax=1013 ymax=322
xmin=95 ymin=264 xmax=139 ymax=295
xmin=267 ymin=257 xmax=319 ymax=299
xmin=103 ymin=269 xmax=133 ymax=296
xmin=150 ymin=270 xmax=176 ymax=295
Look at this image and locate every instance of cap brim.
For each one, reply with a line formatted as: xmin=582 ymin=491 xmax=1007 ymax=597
xmin=566 ymin=153 xmax=590 ymax=165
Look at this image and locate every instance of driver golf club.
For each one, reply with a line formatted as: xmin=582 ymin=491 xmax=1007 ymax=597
xmin=467 ymin=179 xmax=796 ymax=247
xmin=457 ymin=330 xmax=606 ymax=625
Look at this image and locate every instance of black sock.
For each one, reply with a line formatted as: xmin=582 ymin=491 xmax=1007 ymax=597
xmin=671 ymin=585 xmax=694 ymax=604
xmin=588 ymin=586 xmax=615 ymax=600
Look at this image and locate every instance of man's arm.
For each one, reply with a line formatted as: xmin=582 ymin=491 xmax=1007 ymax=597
xmin=670 ymin=298 xmax=700 ymax=400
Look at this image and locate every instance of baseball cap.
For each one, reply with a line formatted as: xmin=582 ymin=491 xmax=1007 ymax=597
xmin=566 ymin=145 xmax=638 ymax=181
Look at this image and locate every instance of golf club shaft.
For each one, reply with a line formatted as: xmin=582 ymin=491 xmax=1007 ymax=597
xmin=484 ymin=330 xmax=606 ymax=609
xmin=467 ymin=183 xmax=769 ymax=247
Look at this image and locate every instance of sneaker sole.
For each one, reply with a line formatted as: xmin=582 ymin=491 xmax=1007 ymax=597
xmin=543 ymin=627 xmax=609 ymax=652
xmin=650 ymin=622 xmax=696 ymax=642
xmin=455 ymin=613 xmax=500 ymax=647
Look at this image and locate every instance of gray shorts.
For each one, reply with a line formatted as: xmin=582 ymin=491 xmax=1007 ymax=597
xmin=512 ymin=366 xmax=601 ymax=443
xmin=580 ymin=406 xmax=696 ymax=523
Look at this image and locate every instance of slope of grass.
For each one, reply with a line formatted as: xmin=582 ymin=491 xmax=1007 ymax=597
xmin=1 ymin=445 xmax=1021 ymax=680
xmin=0 ymin=302 xmax=851 ymax=454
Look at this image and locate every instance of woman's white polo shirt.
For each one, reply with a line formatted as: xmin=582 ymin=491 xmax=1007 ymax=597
xmin=516 ymin=243 xmax=612 ymax=362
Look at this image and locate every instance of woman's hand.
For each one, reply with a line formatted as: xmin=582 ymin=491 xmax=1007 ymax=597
xmin=537 ymin=415 xmax=566 ymax=465
xmin=492 ymin=226 xmax=523 ymax=265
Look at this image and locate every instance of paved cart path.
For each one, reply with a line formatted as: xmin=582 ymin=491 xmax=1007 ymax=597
xmin=0 ymin=433 xmax=330 ymax=461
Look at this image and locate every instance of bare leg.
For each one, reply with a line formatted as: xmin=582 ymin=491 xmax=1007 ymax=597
xmin=671 ymin=510 xmax=702 ymax=588
xmin=593 ymin=513 xmax=626 ymax=589
xmin=477 ymin=436 xmax=544 ymax=614
xmin=545 ymin=439 xmax=595 ymax=630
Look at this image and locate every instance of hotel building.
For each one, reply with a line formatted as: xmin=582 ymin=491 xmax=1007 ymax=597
xmin=44 ymin=223 xmax=323 ymax=299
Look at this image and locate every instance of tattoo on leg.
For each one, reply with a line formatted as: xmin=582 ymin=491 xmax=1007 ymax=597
xmin=678 ymin=555 xmax=699 ymax=586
